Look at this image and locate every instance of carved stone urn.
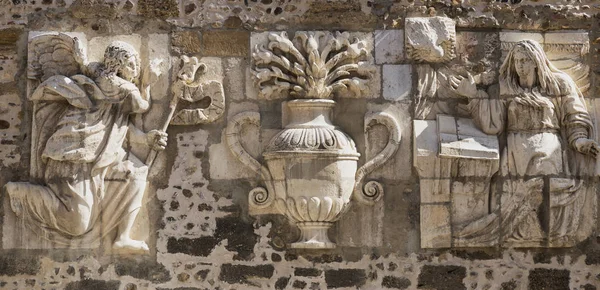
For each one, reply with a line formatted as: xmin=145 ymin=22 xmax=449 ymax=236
xmin=226 ymin=31 xmax=401 ymax=249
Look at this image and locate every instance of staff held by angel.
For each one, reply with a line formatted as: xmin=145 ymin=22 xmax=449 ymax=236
xmin=6 ymin=35 xmax=168 ymax=251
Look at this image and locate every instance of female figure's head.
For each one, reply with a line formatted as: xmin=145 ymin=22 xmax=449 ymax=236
xmin=500 ymin=40 xmax=568 ymax=96
xmin=103 ymin=41 xmax=140 ymax=82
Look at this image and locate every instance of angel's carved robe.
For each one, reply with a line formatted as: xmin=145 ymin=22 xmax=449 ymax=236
xmin=7 ymin=73 xmax=149 ymax=244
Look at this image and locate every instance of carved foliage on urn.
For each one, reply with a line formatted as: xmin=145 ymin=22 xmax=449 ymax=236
xmin=253 ymin=31 xmax=374 ymax=99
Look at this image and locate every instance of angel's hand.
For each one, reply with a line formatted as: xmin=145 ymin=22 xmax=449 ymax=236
xmin=146 ymin=130 xmax=168 ymax=151
xmin=142 ymin=58 xmax=163 ymax=86
xmin=449 ymin=73 xmax=478 ymax=98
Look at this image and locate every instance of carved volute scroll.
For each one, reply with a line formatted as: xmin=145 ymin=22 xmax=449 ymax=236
xmin=225 ymin=31 xmax=401 ymax=249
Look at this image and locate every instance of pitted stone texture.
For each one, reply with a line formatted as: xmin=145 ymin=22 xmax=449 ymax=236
xmin=171 ymin=31 xmax=202 ymax=55
xmin=0 ymin=93 xmax=21 ymax=167
xmin=168 ymin=0 xmax=308 ymax=28
xmin=202 ymin=31 xmax=249 ymax=57
xmin=0 ymin=53 xmax=18 ymax=83
xmin=375 ymin=30 xmax=404 ymax=64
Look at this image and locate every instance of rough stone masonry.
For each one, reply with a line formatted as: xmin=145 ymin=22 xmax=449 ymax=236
xmin=1 ymin=0 xmax=600 ymax=289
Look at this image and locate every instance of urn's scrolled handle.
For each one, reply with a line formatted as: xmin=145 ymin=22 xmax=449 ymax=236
xmin=353 ymin=112 xmax=401 ymax=205
xmin=225 ymin=112 xmax=274 ymax=207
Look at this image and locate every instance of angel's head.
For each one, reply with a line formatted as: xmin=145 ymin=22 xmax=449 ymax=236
xmin=103 ymin=41 xmax=140 ymax=82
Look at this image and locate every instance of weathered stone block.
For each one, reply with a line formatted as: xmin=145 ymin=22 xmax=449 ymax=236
xmin=64 ymin=280 xmax=120 ymax=290
xmin=382 ymin=276 xmax=411 ymax=289
xmin=375 ymin=30 xmax=404 ymax=64
xmin=171 ymin=31 xmax=202 ymax=55
xmin=219 ymin=264 xmax=275 ymax=285
xmin=529 ymin=268 xmax=569 ymax=290
xmin=417 ymin=265 xmax=466 ymax=290
xmin=325 ymin=269 xmax=367 ymax=288
xmin=382 ymin=65 xmax=412 ymax=101
xmin=202 ymin=31 xmax=249 ymax=57
xmin=420 ymin=204 xmax=451 ymax=248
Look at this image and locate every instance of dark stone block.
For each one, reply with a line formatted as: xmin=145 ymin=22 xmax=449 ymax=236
xmin=194 ymin=269 xmax=209 ymax=281
xmin=382 ymin=276 xmax=411 ymax=289
xmin=417 ymin=265 xmax=466 ymax=290
xmin=293 ymin=280 xmax=307 ymax=289
xmin=166 ymin=236 xmax=219 ymax=256
xmin=271 ymin=253 xmax=282 ymax=262
xmin=583 ymin=284 xmax=597 ymax=290
xmin=64 ymin=280 xmax=120 ymax=290
xmin=0 ymin=253 xmax=40 ymax=276
xmin=325 ymin=269 xmax=367 ymax=289
xmin=529 ymin=268 xmax=569 ymax=290
xmin=114 ymin=259 xmax=171 ymax=283
xmin=500 ymin=280 xmax=517 ymax=290
xmin=294 ymin=268 xmax=322 ymax=277
xmin=156 ymin=288 xmax=202 ymax=290
xmin=214 ymin=216 xmax=259 ymax=260
xmin=275 ymin=276 xmax=290 ymax=290
xmin=219 ymin=264 xmax=274 ymax=286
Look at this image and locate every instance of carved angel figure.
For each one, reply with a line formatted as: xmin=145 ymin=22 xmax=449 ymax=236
xmin=450 ymin=40 xmax=597 ymax=246
xmin=5 ymin=34 xmax=167 ymax=251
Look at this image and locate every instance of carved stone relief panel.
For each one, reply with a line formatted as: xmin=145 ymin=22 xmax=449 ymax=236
xmin=413 ymin=25 xmax=598 ymax=248
xmin=227 ymin=31 xmax=401 ymax=249
xmin=3 ymin=32 xmax=225 ymax=252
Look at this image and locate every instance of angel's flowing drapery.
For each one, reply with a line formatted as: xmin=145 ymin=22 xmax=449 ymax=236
xmin=7 ymin=73 xmax=149 ymax=246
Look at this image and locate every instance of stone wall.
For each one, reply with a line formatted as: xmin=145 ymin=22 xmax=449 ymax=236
xmin=1 ymin=0 xmax=600 ymax=289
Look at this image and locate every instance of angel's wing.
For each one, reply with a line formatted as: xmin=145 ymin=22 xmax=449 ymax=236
xmin=27 ymin=33 xmax=86 ymax=85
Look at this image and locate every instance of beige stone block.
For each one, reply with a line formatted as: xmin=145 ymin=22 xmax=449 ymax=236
xmin=500 ymin=31 xmax=543 ymax=43
xmin=420 ymin=204 xmax=451 ymax=248
xmin=224 ymin=57 xmax=246 ymax=101
xmin=375 ymin=29 xmax=404 ymax=64
xmin=420 ymin=178 xmax=451 ymax=203
xmin=451 ymin=181 xmax=490 ymax=225
xmin=544 ymin=32 xmax=588 ymax=44
xmin=382 ymin=65 xmax=411 ymax=101
xmin=413 ymin=119 xmax=437 ymax=159
xmin=202 ymin=30 xmax=249 ymax=57
xmin=337 ymin=200 xmax=384 ymax=247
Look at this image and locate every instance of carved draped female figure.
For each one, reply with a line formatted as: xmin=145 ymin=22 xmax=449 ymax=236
xmin=5 ymin=38 xmax=167 ymax=251
xmin=449 ymin=39 xmax=598 ymax=247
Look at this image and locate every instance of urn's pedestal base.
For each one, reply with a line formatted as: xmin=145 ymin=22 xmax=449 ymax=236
xmin=292 ymin=222 xmax=336 ymax=249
